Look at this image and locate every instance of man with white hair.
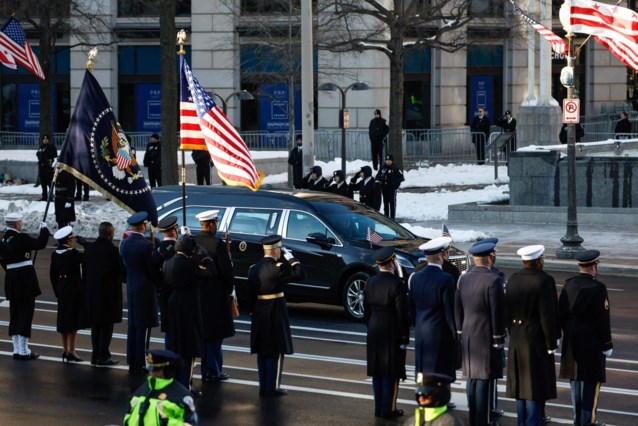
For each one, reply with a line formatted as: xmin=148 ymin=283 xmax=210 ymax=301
xmin=0 ymin=213 xmax=50 ymax=360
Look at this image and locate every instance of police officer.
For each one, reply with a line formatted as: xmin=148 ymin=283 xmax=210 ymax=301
xmin=455 ymin=242 xmax=505 ymax=426
xmin=326 ymin=170 xmax=349 ymax=197
xmin=151 ymin=216 xmax=179 ymax=343
xmin=375 ymin=154 xmax=404 ymax=219
xmin=1 ymin=212 xmax=49 ymax=360
xmin=364 ymin=246 xmax=409 ymax=419
xmin=54 ymin=169 xmax=76 ymax=229
xmin=119 ymin=211 xmax=160 ymax=374
xmin=301 ymin=165 xmax=328 ymax=191
xmin=288 ymin=135 xmax=303 ymax=189
xmin=194 ymin=210 xmax=235 ymax=382
xmin=559 ymin=250 xmax=613 ymax=426
xmin=411 ymin=372 xmax=463 ymax=426
xmin=191 ymin=150 xmax=212 ymax=185
xmin=36 ymin=134 xmax=57 ymax=201
xmin=248 ymin=235 xmax=305 ymax=396
xmin=124 ymin=349 xmax=199 ymax=426
xmin=143 ymin=133 xmax=162 ymax=188
xmin=369 ymin=109 xmax=389 ymax=170
xmin=348 ymin=165 xmax=380 ymax=210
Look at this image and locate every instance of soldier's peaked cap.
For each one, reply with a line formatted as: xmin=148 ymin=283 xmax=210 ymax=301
xmin=127 ymin=211 xmax=148 ymax=226
xmin=517 ymin=244 xmax=545 ymax=260
xmin=196 ymin=210 xmax=219 ymax=222
xmin=145 ymin=349 xmax=178 ymax=371
xmin=372 ymin=246 xmax=395 ymax=265
xmin=473 ymin=237 xmax=498 ymax=247
xmin=419 ymin=237 xmax=452 ymax=255
xmin=53 ymin=226 xmax=74 ymax=241
xmin=261 ymin=234 xmax=282 ymax=249
xmin=158 ymin=216 xmax=178 ymax=232
xmin=4 ymin=212 xmax=22 ymax=222
xmin=468 ymin=242 xmax=496 ymax=257
xmin=576 ymin=249 xmax=600 ymax=266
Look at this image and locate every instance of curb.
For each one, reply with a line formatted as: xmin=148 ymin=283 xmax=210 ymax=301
xmin=496 ymin=255 xmax=638 ymax=277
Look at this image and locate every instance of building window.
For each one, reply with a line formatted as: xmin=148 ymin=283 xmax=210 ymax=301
xmin=467 ymin=45 xmax=503 ymax=123
xmin=118 ymin=0 xmax=191 ymax=17
xmin=470 ymin=0 xmax=504 ymax=17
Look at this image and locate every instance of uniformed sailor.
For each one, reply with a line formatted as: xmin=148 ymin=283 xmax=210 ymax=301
xmin=152 ymin=215 xmax=179 ymax=343
xmin=248 ymin=235 xmax=305 ymax=396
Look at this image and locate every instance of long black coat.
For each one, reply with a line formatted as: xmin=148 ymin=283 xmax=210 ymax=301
xmin=1 ymin=227 xmax=49 ymax=301
xmin=248 ymin=256 xmax=305 ymax=356
xmin=50 ymin=246 xmax=87 ymax=333
xmin=364 ymin=271 xmax=409 ymax=380
xmin=505 ymin=268 xmax=560 ymax=401
xmin=559 ymin=273 xmax=613 ymax=383
xmin=455 ymin=266 xmax=505 ymax=380
xmin=84 ymin=237 xmax=123 ymax=327
xmin=288 ymin=146 xmax=303 ymax=189
xmin=54 ymin=170 xmax=76 ymax=225
xmin=151 ymin=238 xmax=176 ymax=332
xmin=408 ymin=265 xmax=457 ymax=377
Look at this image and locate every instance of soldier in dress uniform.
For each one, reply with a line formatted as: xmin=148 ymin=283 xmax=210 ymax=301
xmin=301 ymin=165 xmax=328 ymax=191
xmin=1 ymin=212 xmax=49 ymax=360
xmin=348 ymin=165 xmax=381 ymax=210
xmin=326 ymin=170 xmax=349 ymax=197
xmin=151 ymin=216 xmax=179 ymax=344
xmin=248 ymin=235 xmax=305 ymax=396
xmin=193 ymin=210 xmax=235 ymax=382
xmin=455 ymin=242 xmax=505 ymax=426
xmin=374 ymin=154 xmax=405 ymax=219
xmin=119 ymin=211 xmax=160 ymax=374
xmin=559 ymin=250 xmax=613 ymax=426
xmin=54 ymin=169 xmax=76 ymax=229
xmin=124 ymin=349 xmax=199 ymax=426
xmin=505 ymin=245 xmax=560 ymax=426
xmin=364 ymin=246 xmax=410 ymax=419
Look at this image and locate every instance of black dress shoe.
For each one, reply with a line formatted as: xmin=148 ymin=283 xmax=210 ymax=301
xmin=542 ymin=415 xmax=552 ymax=423
xmin=382 ymin=409 xmax=404 ymax=419
xmin=259 ymin=389 xmax=288 ymax=397
xmin=97 ymin=359 xmax=120 ymax=366
xmin=212 ymin=372 xmax=229 ymax=381
xmin=491 ymin=409 xmax=504 ymax=416
xmin=83 ymin=195 xmax=89 ymax=201
xmin=19 ymin=352 xmax=40 ymax=360
xmin=12 ymin=353 xmax=20 ymax=360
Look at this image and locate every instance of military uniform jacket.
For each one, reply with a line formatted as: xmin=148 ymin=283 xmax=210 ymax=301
xmin=364 ymin=271 xmax=409 ymax=380
xmin=505 ymin=268 xmax=560 ymax=401
xmin=248 ymin=256 xmax=305 ymax=356
xmin=455 ymin=266 xmax=505 ymax=380
xmin=50 ymin=246 xmax=87 ymax=333
xmin=36 ymin=143 xmax=57 ymax=169
xmin=143 ymin=143 xmax=161 ymax=169
xmin=54 ymin=170 xmax=76 ymax=224
xmin=326 ymin=180 xmax=349 ymax=197
xmin=1 ymin=227 xmax=49 ymax=300
xmin=375 ymin=164 xmax=405 ymax=190
xmin=85 ymin=237 xmax=124 ymax=327
xmin=408 ymin=265 xmax=457 ymax=377
xmin=119 ymin=233 xmax=160 ymax=328
xmin=301 ymin=174 xmax=328 ymax=191
xmin=124 ymin=376 xmax=198 ymax=426
xmin=194 ymin=232 xmax=235 ymax=341
xmin=152 ymin=238 xmax=176 ymax=332
xmin=349 ymin=177 xmax=381 ymax=210
xmin=559 ymin=273 xmax=613 ymax=383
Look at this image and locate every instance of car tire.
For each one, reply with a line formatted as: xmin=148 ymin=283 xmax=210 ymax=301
xmin=342 ymin=271 xmax=370 ymax=321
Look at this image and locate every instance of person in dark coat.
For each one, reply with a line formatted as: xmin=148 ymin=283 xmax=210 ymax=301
xmin=495 ymin=110 xmax=517 ymax=152
xmin=559 ymin=250 xmax=613 ymax=426
xmin=301 ymin=165 xmax=328 ymax=191
xmin=369 ymin=109 xmax=389 ymax=170
xmin=614 ymin=111 xmax=632 ymax=139
xmin=248 ymin=235 xmax=305 ymax=396
xmin=84 ymin=221 xmax=123 ymax=366
xmin=151 ymin=216 xmax=179 ymax=341
xmin=191 ymin=150 xmax=212 ymax=185
xmin=50 ymin=226 xmax=87 ymax=363
xmin=505 ymin=245 xmax=560 ymax=426
xmin=348 ymin=165 xmax=381 ymax=210
xmin=559 ymin=123 xmax=585 ymax=143
xmin=288 ymin=135 xmax=303 ymax=189
xmin=375 ymin=154 xmax=405 ymax=219
xmin=194 ymin=210 xmax=235 ymax=382
xmin=455 ymin=242 xmax=506 ymax=426
xmin=54 ymin=169 xmax=76 ymax=229
xmin=470 ymin=108 xmax=490 ymax=165
xmin=1 ymin=213 xmax=49 ymax=360
xmin=143 ymin=133 xmax=161 ymax=187
xmin=326 ymin=170 xmax=350 ymax=197
xmin=411 ymin=372 xmax=463 ymax=426
xmin=119 ymin=211 xmax=160 ymax=374
xmin=408 ymin=237 xmax=457 ymax=379
xmin=364 ymin=247 xmax=410 ymax=419
xmin=35 ymin=134 xmax=57 ymax=201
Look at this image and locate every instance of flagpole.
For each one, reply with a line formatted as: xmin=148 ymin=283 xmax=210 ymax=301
xmin=177 ymin=30 xmax=187 ymax=227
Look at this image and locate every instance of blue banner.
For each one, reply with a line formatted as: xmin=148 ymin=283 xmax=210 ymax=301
xmin=469 ymin=75 xmax=493 ymax=123
xmin=17 ymin=83 xmax=58 ymax=132
xmin=135 ymin=83 xmax=162 ymax=132
xmin=258 ymin=83 xmax=301 ymax=134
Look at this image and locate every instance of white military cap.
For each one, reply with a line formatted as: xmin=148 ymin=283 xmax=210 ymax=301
xmin=53 ymin=225 xmax=74 ymax=241
xmin=419 ymin=236 xmax=452 ymax=255
xmin=517 ymin=244 xmax=545 ymax=260
xmin=5 ymin=212 xmax=23 ymax=222
xmin=195 ymin=209 xmax=219 ymax=222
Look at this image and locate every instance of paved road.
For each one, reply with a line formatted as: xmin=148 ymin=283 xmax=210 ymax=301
xmin=0 ymin=247 xmax=636 ymax=425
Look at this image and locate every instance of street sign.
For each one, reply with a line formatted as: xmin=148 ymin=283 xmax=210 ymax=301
xmin=563 ymin=98 xmax=580 ymax=123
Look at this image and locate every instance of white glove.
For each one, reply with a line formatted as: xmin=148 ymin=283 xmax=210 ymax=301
xmin=547 ymin=349 xmax=556 ymax=355
xmin=399 ymin=344 xmax=408 ymax=350
xmin=180 ymin=226 xmax=191 ymax=236
xmin=602 ymin=349 xmax=613 ymax=357
xmin=64 ymin=202 xmax=71 ymax=208
xmin=492 ymin=343 xmax=504 ymax=349
xmin=282 ymin=247 xmax=294 ymax=261
xmin=39 ymin=221 xmax=48 ymax=229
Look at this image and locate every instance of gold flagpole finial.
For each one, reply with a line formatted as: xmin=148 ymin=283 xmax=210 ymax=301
xmin=177 ymin=30 xmax=187 ymax=55
xmin=86 ymin=47 xmax=98 ymax=72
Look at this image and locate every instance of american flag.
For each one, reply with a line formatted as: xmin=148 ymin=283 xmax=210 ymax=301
xmin=442 ymin=223 xmax=452 ymax=239
xmin=511 ymin=1 xmax=567 ymax=55
xmin=179 ymin=56 xmax=262 ymax=191
xmin=0 ymin=17 xmax=44 ymax=79
xmin=366 ymin=227 xmax=384 ymax=245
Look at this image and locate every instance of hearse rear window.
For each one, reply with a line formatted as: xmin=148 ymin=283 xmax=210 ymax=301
xmin=230 ymin=208 xmax=281 ymax=235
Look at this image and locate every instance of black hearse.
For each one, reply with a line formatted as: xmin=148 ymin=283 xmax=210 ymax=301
xmin=152 ymin=185 xmax=469 ymax=320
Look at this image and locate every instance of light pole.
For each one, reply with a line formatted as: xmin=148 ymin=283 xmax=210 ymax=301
xmin=319 ymin=82 xmax=369 ymax=174
xmin=212 ymin=90 xmax=254 ymax=115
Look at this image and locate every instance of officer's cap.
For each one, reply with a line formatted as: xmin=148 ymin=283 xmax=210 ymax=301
xmin=419 ymin=237 xmax=452 ymax=255
xmin=4 ymin=212 xmax=22 ymax=223
xmin=53 ymin=225 xmax=74 ymax=241
xmin=469 ymin=242 xmax=496 ymax=257
xmin=517 ymin=244 xmax=545 ymax=260
xmin=261 ymin=234 xmax=282 ymax=249
xmin=473 ymin=237 xmax=498 ymax=247
xmin=158 ymin=216 xmax=178 ymax=232
xmin=576 ymin=249 xmax=600 ymax=266
xmin=145 ymin=349 xmax=178 ymax=371
xmin=385 ymin=154 xmax=394 ymax=161
xmin=127 ymin=211 xmax=148 ymax=226
xmin=196 ymin=209 xmax=219 ymax=222
xmin=372 ymin=246 xmax=396 ymax=265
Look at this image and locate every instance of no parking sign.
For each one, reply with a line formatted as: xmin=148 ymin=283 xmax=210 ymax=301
xmin=563 ymin=98 xmax=580 ymax=123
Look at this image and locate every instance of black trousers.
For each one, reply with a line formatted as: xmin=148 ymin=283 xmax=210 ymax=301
xmin=473 ymin=139 xmax=485 ymax=165
xmin=148 ymin=167 xmax=161 ymax=188
xmin=9 ymin=297 xmax=35 ymax=337
xmin=91 ymin=323 xmax=114 ymax=363
xmin=75 ymin=180 xmax=89 ymax=198
xmin=196 ymin=164 xmax=210 ymax=185
xmin=381 ymin=187 xmax=397 ymax=219
xmin=371 ymin=140 xmax=385 ymax=170
xmin=39 ymin=167 xmax=53 ymax=198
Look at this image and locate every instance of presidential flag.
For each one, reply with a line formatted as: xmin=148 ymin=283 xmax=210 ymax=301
xmin=510 ymin=1 xmax=567 ymax=55
xmin=57 ymin=70 xmax=158 ymax=226
xmin=179 ymin=55 xmax=263 ymax=191
xmin=0 ymin=17 xmax=44 ymax=79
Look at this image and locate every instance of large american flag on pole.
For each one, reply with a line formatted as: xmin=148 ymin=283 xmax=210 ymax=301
xmin=179 ymin=55 xmax=263 ymax=191
xmin=510 ymin=1 xmax=567 ymax=55
xmin=0 ymin=17 xmax=44 ymax=79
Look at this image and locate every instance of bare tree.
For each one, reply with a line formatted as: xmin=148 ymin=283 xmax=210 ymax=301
xmin=317 ymin=0 xmax=473 ymax=169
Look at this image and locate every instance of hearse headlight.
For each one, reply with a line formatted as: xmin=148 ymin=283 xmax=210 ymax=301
xmin=395 ymin=253 xmax=414 ymax=269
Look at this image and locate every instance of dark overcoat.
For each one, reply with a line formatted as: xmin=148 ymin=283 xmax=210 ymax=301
xmin=84 ymin=237 xmax=124 ymax=326
xmin=559 ymin=273 xmax=613 ymax=383
xmin=287 ymin=147 xmax=303 ymax=188
xmin=326 ymin=181 xmax=349 ymax=197
xmin=408 ymin=265 xmax=457 ymax=377
xmin=505 ymin=267 xmax=560 ymax=401
xmin=364 ymin=271 xmax=410 ymax=380
xmin=248 ymin=256 xmax=305 ymax=356
xmin=151 ymin=238 xmax=176 ymax=332
xmin=2 ymin=227 xmax=48 ymax=301
xmin=119 ymin=232 xmax=159 ymax=328
xmin=50 ymin=246 xmax=87 ymax=332
xmin=54 ymin=170 xmax=76 ymax=225
xmin=455 ymin=266 xmax=505 ymax=379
